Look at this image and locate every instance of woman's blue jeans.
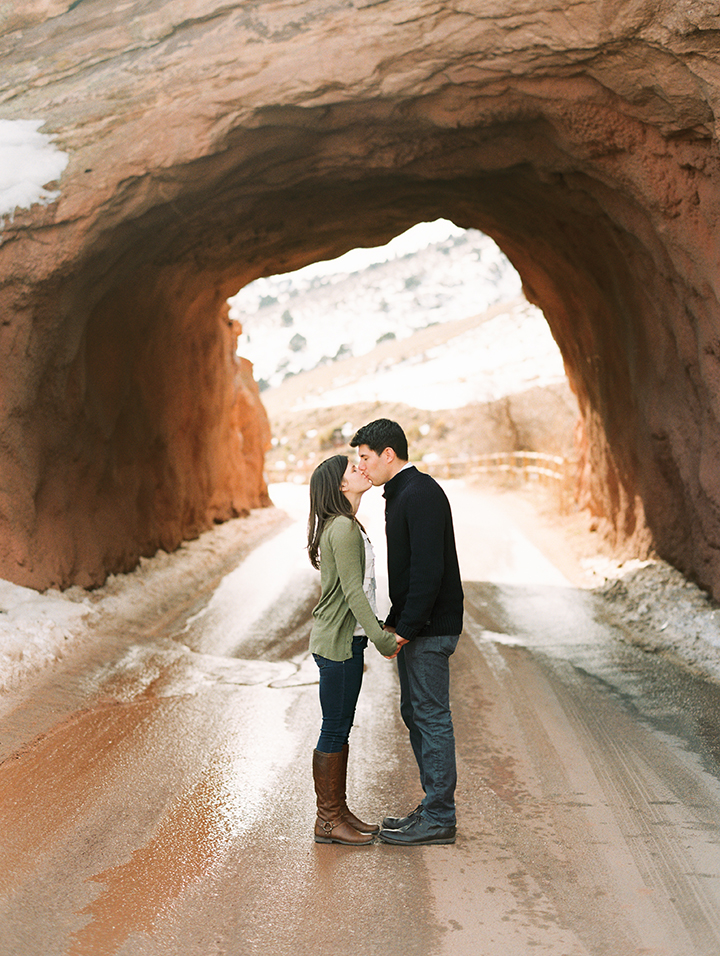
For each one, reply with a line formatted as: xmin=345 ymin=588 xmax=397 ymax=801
xmin=313 ymin=635 xmax=367 ymax=753
xmin=396 ymin=633 xmax=460 ymax=827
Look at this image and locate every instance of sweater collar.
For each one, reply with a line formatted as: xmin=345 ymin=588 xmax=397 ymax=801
xmin=383 ymin=463 xmax=417 ymax=500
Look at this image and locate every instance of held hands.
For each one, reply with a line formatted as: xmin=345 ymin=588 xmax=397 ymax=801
xmin=383 ymin=629 xmax=409 ymax=660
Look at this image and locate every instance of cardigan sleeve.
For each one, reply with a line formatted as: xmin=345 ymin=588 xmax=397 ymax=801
xmin=326 ymin=518 xmax=398 ymax=657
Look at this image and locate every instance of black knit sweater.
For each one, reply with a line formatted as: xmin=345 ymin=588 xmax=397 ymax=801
xmin=383 ymin=466 xmax=464 ymax=640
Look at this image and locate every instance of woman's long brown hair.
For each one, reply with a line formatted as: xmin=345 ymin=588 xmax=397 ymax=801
xmin=307 ymin=454 xmax=359 ymax=569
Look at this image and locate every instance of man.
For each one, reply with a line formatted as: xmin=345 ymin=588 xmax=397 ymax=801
xmin=350 ymin=419 xmax=463 ymax=846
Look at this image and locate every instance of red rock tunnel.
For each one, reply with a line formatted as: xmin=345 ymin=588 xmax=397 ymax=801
xmin=3 ymin=3 xmax=720 ymax=594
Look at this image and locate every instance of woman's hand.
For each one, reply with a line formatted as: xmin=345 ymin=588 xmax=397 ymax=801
xmin=383 ymin=632 xmax=409 ymax=660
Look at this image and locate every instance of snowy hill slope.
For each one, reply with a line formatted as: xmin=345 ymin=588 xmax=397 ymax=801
xmin=229 ymin=227 xmax=525 ymax=391
xmin=261 ymin=296 xmax=567 ymax=415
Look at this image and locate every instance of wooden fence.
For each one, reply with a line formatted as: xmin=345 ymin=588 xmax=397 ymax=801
xmin=420 ymin=451 xmax=566 ymax=481
xmin=266 ymin=451 xmax=575 ymax=494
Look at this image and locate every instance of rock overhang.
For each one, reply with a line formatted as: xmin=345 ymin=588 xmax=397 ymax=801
xmin=2 ymin=0 xmax=720 ymax=592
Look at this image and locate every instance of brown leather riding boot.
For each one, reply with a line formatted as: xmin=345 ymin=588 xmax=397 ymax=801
xmin=313 ymin=749 xmax=374 ymax=845
xmin=339 ymin=744 xmax=380 ymax=834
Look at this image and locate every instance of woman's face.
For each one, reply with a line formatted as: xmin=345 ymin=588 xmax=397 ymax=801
xmin=340 ymin=460 xmax=372 ymax=498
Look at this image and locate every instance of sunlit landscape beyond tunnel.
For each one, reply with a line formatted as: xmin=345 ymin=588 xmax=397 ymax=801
xmin=3 ymin=2 xmax=720 ymax=595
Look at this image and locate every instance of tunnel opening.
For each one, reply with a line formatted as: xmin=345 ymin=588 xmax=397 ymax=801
xmin=228 ymin=219 xmax=579 ymax=503
xmin=229 ymin=220 xmax=529 ymax=391
xmin=208 ymin=159 xmax=670 ymax=571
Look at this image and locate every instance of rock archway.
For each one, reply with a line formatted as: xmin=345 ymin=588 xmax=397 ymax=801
xmin=2 ymin=1 xmax=720 ymax=592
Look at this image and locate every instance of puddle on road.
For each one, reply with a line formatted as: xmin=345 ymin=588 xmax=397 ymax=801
xmin=67 ymin=754 xmax=241 ymax=956
xmin=1 ymin=667 xmax=303 ymax=955
xmin=0 ymin=698 xmax=164 ymax=893
xmin=64 ymin=686 xmax=299 ymax=956
xmin=76 ymin=641 xmax=319 ymax=704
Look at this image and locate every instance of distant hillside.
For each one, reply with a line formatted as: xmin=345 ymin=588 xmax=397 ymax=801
xmin=230 ymin=229 xmax=522 ymax=390
xmin=261 ymin=296 xmax=567 ymax=417
xmin=260 ymin=296 xmax=578 ymax=480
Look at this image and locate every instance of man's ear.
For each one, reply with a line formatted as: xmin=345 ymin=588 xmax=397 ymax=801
xmin=383 ymin=447 xmax=396 ymax=464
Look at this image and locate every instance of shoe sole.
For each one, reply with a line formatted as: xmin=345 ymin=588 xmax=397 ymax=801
xmin=378 ymin=833 xmax=456 ymax=846
xmin=314 ymin=836 xmax=375 ymax=845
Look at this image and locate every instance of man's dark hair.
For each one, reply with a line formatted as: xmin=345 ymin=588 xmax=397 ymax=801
xmin=350 ymin=419 xmax=408 ymax=460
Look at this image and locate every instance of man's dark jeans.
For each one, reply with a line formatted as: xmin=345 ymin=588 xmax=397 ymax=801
xmin=396 ymin=633 xmax=460 ymax=826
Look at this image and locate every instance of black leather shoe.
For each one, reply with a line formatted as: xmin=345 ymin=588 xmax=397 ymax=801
xmin=378 ymin=814 xmax=456 ymax=845
xmin=381 ymin=804 xmax=422 ymax=830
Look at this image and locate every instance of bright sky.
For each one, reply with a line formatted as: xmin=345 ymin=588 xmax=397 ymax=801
xmin=284 ymin=219 xmax=466 ymax=280
xmin=0 ymin=119 xmax=69 ymax=222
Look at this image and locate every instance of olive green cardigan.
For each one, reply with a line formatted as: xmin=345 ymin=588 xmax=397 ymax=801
xmin=310 ymin=515 xmax=398 ymax=661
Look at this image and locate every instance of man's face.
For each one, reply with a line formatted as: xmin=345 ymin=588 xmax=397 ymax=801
xmin=356 ymin=444 xmax=393 ymax=486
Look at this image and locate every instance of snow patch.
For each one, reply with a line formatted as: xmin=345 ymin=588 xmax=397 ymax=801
xmin=0 ymin=579 xmax=94 ymax=692
xmin=598 ymin=558 xmax=720 ymax=664
xmin=0 ymin=119 xmax=69 ymax=223
xmin=285 ymin=218 xmax=466 ymax=280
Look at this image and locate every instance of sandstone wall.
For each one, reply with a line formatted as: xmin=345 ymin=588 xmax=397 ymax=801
xmin=3 ymin=1 xmax=720 ymax=591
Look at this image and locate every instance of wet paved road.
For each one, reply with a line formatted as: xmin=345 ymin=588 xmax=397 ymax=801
xmin=2 ymin=483 xmax=720 ymax=955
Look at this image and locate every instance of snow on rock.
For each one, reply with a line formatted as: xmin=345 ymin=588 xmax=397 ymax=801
xmin=0 ymin=119 xmax=68 ymax=223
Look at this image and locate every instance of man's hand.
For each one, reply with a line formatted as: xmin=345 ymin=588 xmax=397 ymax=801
xmin=384 ymin=633 xmax=409 ymax=660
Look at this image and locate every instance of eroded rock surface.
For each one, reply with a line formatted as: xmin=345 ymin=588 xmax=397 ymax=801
xmin=2 ymin=1 xmax=720 ymax=591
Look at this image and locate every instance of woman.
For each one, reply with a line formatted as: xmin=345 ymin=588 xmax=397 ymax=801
xmin=307 ymin=454 xmax=399 ymax=845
